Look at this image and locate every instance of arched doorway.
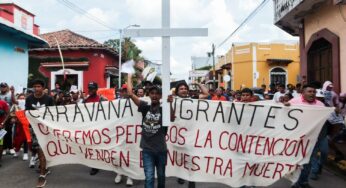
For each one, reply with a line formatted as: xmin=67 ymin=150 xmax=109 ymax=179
xmin=270 ymin=67 xmax=286 ymax=86
xmin=304 ymin=29 xmax=340 ymax=93
xmin=307 ymin=38 xmax=333 ymax=85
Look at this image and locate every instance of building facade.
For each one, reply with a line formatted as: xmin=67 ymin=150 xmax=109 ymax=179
xmin=29 ymin=30 xmax=118 ymax=91
xmin=214 ymin=42 xmax=300 ymax=90
xmin=0 ymin=3 xmax=46 ymax=90
xmin=274 ymin=0 xmax=346 ymax=93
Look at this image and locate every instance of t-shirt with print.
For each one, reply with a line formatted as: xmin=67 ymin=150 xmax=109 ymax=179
xmin=138 ymin=101 xmax=167 ymax=152
xmin=25 ymin=94 xmax=54 ymax=110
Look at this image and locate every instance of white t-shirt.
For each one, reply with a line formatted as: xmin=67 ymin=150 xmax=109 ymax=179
xmin=272 ymin=91 xmax=286 ymax=103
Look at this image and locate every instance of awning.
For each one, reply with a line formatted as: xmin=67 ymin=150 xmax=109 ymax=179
xmin=221 ymin=63 xmax=232 ymax=70
xmin=267 ymin=58 xmax=293 ymax=66
xmin=105 ymin=66 xmax=119 ymax=76
xmin=40 ymin=61 xmax=89 ymax=68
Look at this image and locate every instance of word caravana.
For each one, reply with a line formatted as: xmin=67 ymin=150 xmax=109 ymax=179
xmin=173 ymin=99 xmax=304 ymax=131
xmin=27 ymin=99 xmax=134 ymax=123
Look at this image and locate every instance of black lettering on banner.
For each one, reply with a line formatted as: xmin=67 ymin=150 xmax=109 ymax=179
xmin=248 ymin=104 xmax=264 ymax=127
xmin=213 ymin=102 xmax=225 ymax=123
xmin=43 ymin=106 xmax=54 ymax=121
xmin=109 ymin=101 xmax=120 ymax=119
xmin=284 ymin=109 xmax=303 ymax=131
xmin=122 ymin=99 xmax=133 ymax=117
xmin=228 ymin=103 xmax=245 ymax=125
xmin=73 ymin=104 xmax=84 ymax=122
xmin=56 ymin=105 xmax=69 ymax=122
xmin=84 ymin=102 xmax=95 ymax=121
xmin=264 ymin=106 xmax=282 ymax=129
xmin=196 ymin=100 xmax=209 ymax=122
xmin=180 ymin=99 xmax=193 ymax=120
xmin=27 ymin=110 xmax=40 ymax=118
xmin=96 ymin=101 xmax=106 ymax=121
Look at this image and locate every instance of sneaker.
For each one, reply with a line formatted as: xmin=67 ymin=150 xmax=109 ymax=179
xmin=126 ymin=177 xmax=133 ymax=187
xmin=29 ymin=156 xmax=37 ymax=168
xmin=114 ymin=174 xmax=122 ymax=184
xmin=23 ymin=153 xmax=29 ymax=161
xmin=10 ymin=149 xmax=15 ymax=155
xmin=13 ymin=151 xmax=19 ymax=158
xmin=36 ymin=175 xmax=46 ymax=188
xmin=89 ymin=168 xmax=99 ymax=176
xmin=2 ymin=150 xmax=6 ymax=155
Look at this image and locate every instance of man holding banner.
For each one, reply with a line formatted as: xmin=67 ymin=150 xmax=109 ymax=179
xmin=285 ymin=84 xmax=325 ymax=188
xmin=127 ymin=73 xmax=173 ymax=188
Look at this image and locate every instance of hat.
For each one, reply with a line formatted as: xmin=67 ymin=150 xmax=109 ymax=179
xmin=0 ymin=82 xmax=8 ymax=87
xmin=88 ymin=82 xmax=98 ymax=89
xmin=70 ymin=89 xmax=79 ymax=94
xmin=316 ymin=89 xmax=325 ymax=98
xmin=121 ymin=84 xmax=128 ymax=90
xmin=148 ymin=85 xmax=162 ymax=94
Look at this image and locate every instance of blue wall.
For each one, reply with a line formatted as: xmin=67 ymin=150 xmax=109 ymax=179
xmin=0 ymin=30 xmax=29 ymax=91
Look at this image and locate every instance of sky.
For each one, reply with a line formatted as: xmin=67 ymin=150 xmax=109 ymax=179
xmin=3 ymin=0 xmax=298 ymax=80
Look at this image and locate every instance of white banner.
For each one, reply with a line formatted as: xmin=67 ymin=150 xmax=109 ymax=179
xmin=26 ymin=99 xmax=333 ymax=187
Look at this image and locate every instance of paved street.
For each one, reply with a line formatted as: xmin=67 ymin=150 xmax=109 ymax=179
xmin=0 ymin=154 xmax=345 ymax=188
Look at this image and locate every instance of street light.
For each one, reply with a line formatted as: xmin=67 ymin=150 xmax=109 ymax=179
xmin=118 ymin=24 xmax=140 ymax=89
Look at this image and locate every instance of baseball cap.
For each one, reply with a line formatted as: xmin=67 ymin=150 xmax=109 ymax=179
xmin=88 ymin=82 xmax=98 ymax=89
xmin=121 ymin=84 xmax=128 ymax=90
xmin=0 ymin=82 xmax=8 ymax=87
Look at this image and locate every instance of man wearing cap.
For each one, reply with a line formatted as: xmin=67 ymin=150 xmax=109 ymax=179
xmin=127 ymin=73 xmax=175 ymax=188
xmin=25 ymin=79 xmax=54 ymax=188
xmin=84 ymin=82 xmax=107 ymax=176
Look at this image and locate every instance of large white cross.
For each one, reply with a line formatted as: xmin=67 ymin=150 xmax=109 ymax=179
xmin=123 ymin=0 xmax=208 ymax=127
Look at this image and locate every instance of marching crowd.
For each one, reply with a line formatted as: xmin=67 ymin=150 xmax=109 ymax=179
xmin=0 ymin=76 xmax=346 ymax=188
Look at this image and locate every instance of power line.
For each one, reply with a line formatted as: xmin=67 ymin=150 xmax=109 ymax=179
xmin=56 ymin=0 xmax=118 ymax=31
xmin=217 ymin=0 xmax=270 ymax=49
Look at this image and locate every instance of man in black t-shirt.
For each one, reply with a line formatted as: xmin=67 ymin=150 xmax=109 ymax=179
xmin=25 ymin=79 xmax=54 ymax=188
xmin=127 ymin=74 xmax=172 ymax=188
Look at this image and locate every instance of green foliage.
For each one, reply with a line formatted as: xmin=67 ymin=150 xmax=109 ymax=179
xmin=104 ymin=37 xmax=143 ymax=61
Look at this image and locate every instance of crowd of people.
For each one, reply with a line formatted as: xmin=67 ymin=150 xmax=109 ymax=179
xmin=0 ymin=77 xmax=345 ymax=188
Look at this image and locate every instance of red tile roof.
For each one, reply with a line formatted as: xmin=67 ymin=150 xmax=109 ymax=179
xmin=40 ymin=29 xmax=102 ymax=48
xmin=31 ymin=29 xmax=117 ymax=56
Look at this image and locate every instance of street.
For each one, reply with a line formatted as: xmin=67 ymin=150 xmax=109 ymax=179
xmin=1 ymin=154 xmax=345 ymax=188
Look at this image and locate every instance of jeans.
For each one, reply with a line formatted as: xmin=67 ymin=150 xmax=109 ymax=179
xmin=295 ymin=135 xmax=327 ymax=186
xmin=142 ymin=150 xmax=167 ymax=188
xmin=310 ymin=136 xmax=328 ymax=175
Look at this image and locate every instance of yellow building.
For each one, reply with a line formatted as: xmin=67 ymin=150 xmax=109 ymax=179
xmin=213 ymin=42 xmax=300 ymax=90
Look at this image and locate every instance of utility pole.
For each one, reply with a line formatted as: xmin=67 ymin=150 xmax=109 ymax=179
xmin=118 ymin=24 xmax=140 ymax=89
xmin=208 ymin=44 xmax=216 ymax=89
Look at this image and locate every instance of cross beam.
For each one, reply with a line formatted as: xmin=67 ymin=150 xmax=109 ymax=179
xmin=123 ymin=0 xmax=208 ymax=127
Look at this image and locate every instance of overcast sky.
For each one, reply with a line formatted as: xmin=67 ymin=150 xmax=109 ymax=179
xmin=5 ymin=0 xmax=297 ymax=80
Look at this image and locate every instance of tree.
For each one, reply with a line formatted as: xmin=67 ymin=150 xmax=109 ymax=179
xmin=104 ymin=38 xmax=142 ymax=61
